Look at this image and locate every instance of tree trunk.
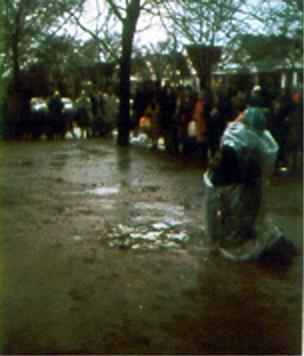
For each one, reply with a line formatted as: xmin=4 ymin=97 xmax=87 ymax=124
xmin=10 ymin=13 xmax=23 ymax=139
xmin=117 ymin=0 xmax=140 ymax=146
xmin=12 ymin=19 xmax=21 ymax=92
xmin=12 ymin=41 xmax=21 ymax=92
xmin=200 ymin=72 xmax=212 ymax=90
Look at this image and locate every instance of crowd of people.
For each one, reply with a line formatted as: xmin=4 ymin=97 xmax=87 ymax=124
xmin=2 ymin=79 xmax=300 ymax=264
xmin=28 ymin=88 xmax=119 ymax=140
xmin=132 ymin=81 xmax=301 ymax=262
xmin=73 ymin=88 xmax=118 ymax=139
xmin=132 ymin=81 xmax=302 ymax=174
xmin=7 ymin=79 xmax=301 ymax=175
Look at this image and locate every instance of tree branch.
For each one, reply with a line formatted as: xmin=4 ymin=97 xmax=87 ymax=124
xmin=107 ymin=0 xmax=124 ymax=22
xmin=69 ymin=11 xmax=119 ymax=61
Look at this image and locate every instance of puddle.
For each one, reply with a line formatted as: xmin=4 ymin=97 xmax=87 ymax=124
xmin=130 ymin=134 xmax=166 ymax=150
xmin=99 ymin=199 xmax=115 ymax=210
xmin=103 ymin=222 xmax=190 ymax=251
xmin=87 ymin=195 xmax=192 ymax=251
xmin=132 ymin=215 xmax=189 ymax=227
xmin=131 ymin=202 xmax=190 ymax=229
xmin=135 ymin=202 xmax=185 ymax=216
xmin=89 ymin=186 xmax=120 ymax=196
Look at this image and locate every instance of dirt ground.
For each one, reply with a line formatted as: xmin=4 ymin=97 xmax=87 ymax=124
xmin=0 ymin=139 xmax=302 ymax=355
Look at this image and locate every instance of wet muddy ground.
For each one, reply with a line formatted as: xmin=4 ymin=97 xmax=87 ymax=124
xmin=0 ymin=139 xmax=302 ymax=355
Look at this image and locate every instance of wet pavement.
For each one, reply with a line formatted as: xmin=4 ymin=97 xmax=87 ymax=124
xmin=0 ymin=139 xmax=302 ymax=355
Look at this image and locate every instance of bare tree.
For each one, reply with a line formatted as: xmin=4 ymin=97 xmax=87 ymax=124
xmin=226 ymin=0 xmax=303 ymax=72
xmin=0 ymin=0 xmax=87 ymax=139
xmin=154 ymin=0 xmax=249 ymax=89
xmin=70 ymin=0 xmax=143 ymax=145
xmin=73 ymin=0 xmax=168 ymax=145
xmin=1 ymin=0 xmax=84 ymax=92
xmin=69 ymin=1 xmax=121 ymax=62
xmin=243 ymin=0 xmax=302 ymax=38
xmin=159 ymin=0 xmax=247 ymax=46
xmin=105 ymin=0 xmax=141 ymax=145
xmin=72 ymin=0 xmax=260 ymax=144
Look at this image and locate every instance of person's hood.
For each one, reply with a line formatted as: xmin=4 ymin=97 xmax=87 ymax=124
xmin=243 ymin=107 xmax=266 ymax=131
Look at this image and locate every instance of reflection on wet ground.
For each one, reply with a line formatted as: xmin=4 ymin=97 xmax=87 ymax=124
xmin=129 ymin=133 xmax=166 ymax=150
xmin=134 ymin=201 xmax=184 ymax=216
xmin=89 ymin=186 xmax=121 ymax=196
xmin=0 ymin=140 xmax=302 ymax=355
xmin=88 ymin=185 xmax=194 ymax=251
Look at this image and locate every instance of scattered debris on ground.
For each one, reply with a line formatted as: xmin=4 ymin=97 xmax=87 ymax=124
xmin=103 ymin=223 xmax=190 ymax=251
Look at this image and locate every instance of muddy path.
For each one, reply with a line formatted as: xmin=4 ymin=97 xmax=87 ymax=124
xmin=0 ymin=140 xmax=302 ymax=355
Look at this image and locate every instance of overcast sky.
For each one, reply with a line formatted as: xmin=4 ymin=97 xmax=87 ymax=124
xmin=60 ymin=0 xmax=284 ymax=48
xmin=60 ymin=0 xmax=169 ymax=46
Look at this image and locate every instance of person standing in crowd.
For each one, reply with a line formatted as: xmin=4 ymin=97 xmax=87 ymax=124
xmin=177 ymin=86 xmax=195 ymax=155
xmin=250 ymin=85 xmax=263 ymax=107
xmin=206 ymin=93 xmax=227 ymax=158
xmin=132 ymin=83 xmax=145 ymax=133
xmin=88 ymin=89 xmax=100 ymax=138
xmin=286 ymin=87 xmax=303 ymax=174
xmin=103 ymin=89 xmax=119 ymax=137
xmin=159 ymin=83 xmax=178 ymax=154
xmin=231 ymin=90 xmax=248 ymax=118
xmin=75 ymin=89 xmax=92 ymax=139
xmin=47 ymin=90 xmax=64 ymax=140
xmin=270 ymin=88 xmax=294 ymax=172
xmin=191 ymin=90 xmax=209 ymax=160
xmin=132 ymin=82 xmax=153 ymax=135
xmin=96 ymin=91 xmax=107 ymax=137
xmin=218 ymin=86 xmax=235 ymax=124
xmin=143 ymin=95 xmax=161 ymax=149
